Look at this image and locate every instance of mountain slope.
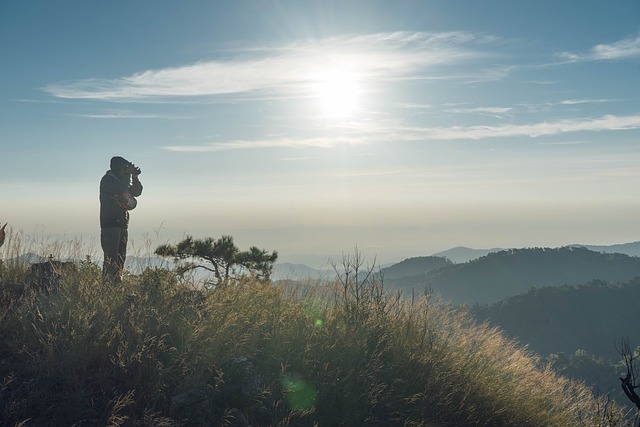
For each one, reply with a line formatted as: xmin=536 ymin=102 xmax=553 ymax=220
xmin=470 ymin=279 xmax=640 ymax=359
xmin=380 ymin=256 xmax=451 ymax=280
xmin=387 ymin=247 xmax=640 ymax=304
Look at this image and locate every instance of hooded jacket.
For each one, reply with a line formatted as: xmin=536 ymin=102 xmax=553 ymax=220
xmin=99 ymin=170 xmax=143 ymax=228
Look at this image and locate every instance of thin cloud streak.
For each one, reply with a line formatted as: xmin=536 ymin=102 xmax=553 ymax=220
xmin=560 ymin=99 xmax=620 ymax=105
xmin=444 ymin=106 xmax=513 ymax=114
xmin=163 ymin=114 xmax=640 ymax=152
xmin=557 ymin=32 xmax=640 ymax=61
xmin=329 ymin=169 xmax=405 ymax=178
xmin=14 ymin=98 xmax=67 ymax=104
xmin=43 ymin=31 xmax=500 ymax=101
xmin=537 ymin=141 xmax=588 ymax=145
xmin=408 ymin=114 xmax=640 ymax=140
xmin=334 ymin=113 xmax=640 ymax=141
xmin=75 ymin=113 xmax=193 ymax=119
xmin=164 ymin=136 xmax=366 ymax=152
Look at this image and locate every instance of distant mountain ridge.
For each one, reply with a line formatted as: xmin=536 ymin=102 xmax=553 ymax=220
xmin=432 ymin=246 xmax=505 ymax=263
xmin=380 ymin=256 xmax=451 ymax=280
xmin=576 ymin=241 xmax=640 ymax=258
xmin=272 ymin=263 xmax=333 ymax=281
xmin=273 ymin=241 xmax=640 ymax=283
xmin=386 ymin=246 xmax=640 ymax=305
xmin=431 ymin=241 xmax=640 ymax=264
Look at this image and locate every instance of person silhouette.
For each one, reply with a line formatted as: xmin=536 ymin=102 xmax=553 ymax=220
xmin=0 ymin=222 xmax=6 ymax=248
xmin=99 ymin=156 xmax=143 ymax=284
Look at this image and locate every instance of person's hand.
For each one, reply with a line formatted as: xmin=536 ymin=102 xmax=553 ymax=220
xmin=128 ymin=163 xmax=142 ymax=175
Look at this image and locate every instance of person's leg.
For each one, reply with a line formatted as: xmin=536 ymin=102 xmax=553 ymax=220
xmin=101 ymin=227 xmax=124 ymax=284
xmin=116 ymin=228 xmax=128 ymax=279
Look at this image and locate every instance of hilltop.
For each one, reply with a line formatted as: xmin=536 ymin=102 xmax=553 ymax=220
xmin=0 ymin=255 xmax=617 ymax=426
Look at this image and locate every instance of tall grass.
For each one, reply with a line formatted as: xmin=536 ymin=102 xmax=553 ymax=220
xmin=0 ymin=235 xmax=631 ymax=426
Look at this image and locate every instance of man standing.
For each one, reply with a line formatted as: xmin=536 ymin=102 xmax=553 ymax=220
xmin=100 ymin=156 xmax=143 ymax=284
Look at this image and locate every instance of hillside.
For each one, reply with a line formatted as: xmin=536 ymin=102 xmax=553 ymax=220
xmin=386 ymin=247 xmax=640 ymax=304
xmin=470 ymin=278 xmax=640 ymax=359
xmin=468 ymin=280 xmax=640 ymax=406
xmin=0 ymin=256 xmax=616 ymax=426
xmin=379 ymin=256 xmax=451 ymax=280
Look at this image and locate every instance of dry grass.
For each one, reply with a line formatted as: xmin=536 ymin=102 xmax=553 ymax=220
xmin=0 ymin=234 xmax=632 ymax=426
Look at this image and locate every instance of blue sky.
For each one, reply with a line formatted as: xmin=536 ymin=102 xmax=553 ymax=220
xmin=1 ymin=0 xmax=640 ymax=265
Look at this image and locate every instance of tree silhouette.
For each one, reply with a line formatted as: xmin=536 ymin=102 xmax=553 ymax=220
xmin=155 ymin=235 xmax=277 ymax=288
xmin=617 ymin=338 xmax=640 ymax=423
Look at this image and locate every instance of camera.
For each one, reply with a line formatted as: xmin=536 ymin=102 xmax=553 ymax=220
xmin=128 ymin=163 xmax=142 ymax=175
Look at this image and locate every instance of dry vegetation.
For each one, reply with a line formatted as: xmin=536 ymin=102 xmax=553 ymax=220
xmin=0 ymin=231 xmax=633 ymax=426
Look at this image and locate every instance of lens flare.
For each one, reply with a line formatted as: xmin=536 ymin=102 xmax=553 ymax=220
xmin=282 ymin=373 xmax=317 ymax=411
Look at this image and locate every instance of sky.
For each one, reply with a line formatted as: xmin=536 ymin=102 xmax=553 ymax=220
xmin=1 ymin=0 xmax=640 ymax=266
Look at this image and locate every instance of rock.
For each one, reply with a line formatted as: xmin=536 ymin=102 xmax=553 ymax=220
xmin=220 ymin=356 xmax=263 ymax=406
xmin=30 ymin=257 xmax=76 ymax=291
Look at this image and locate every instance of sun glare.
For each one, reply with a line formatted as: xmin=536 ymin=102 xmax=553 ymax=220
xmin=314 ymin=66 xmax=361 ymax=118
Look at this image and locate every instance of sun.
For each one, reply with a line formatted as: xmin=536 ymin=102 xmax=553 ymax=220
xmin=314 ymin=66 xmax=361 ymax=118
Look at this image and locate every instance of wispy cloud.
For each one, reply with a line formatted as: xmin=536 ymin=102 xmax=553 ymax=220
xmin=329 ymin=169 xmax=405 ymax=178
xmin=537 ymin=140 xmax=588 ymax=146
xmin=164 ymin=136 xmax=366 ymax=152
xmin=443 ymin=106 xmax=513 ymax=114
xmin=441 ymin=106 xmax=514 ymax=121
xmin=395 ymin=103 xmax=433 ymax=110
xmin=164 ymin=114 xmax=640 ymax=152
xmin=409 ymin=114 xmax=640 ymax=140
xmin=43 ymin=31 xmax=501 ymax=102
xmin=557 ymin=33 xmax=640 ymax=61
xmin=14 ymin=98 xmax=67 ymax=104
xmin=75 ymin=112 xmax=193 ymax=119
xmin=527 ymin=80 xmax=557 ymax=85
xmin=559 ymin=98 xmax=620 ymax=105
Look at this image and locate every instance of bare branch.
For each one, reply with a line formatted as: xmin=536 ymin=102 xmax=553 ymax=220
xmin=617 ymin=337 xmax=640 ymax=411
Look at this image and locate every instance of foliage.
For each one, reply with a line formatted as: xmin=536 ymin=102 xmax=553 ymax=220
xmin=155 ymin=235 xmax=278 ymax=288
xmin=0 ymin=242 xmax=632 ymax=426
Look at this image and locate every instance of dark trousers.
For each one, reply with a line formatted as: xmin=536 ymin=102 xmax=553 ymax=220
xmin=101 ymin=227 xmax=128 ymax=284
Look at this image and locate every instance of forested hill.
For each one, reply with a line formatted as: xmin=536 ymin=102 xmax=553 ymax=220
xmin=385 ymin=246 xmax=640 ymax=304
xmin=470 ymin=279 xmax=640 ymax=359
xmin=379 ymin=256 xmax=452 ymax=280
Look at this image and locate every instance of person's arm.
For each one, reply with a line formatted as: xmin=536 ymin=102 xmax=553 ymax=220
xmin=100 ymin=173 xmax=121 ymax=198
xmin=129 ymin=174 xmax=143 ymax=197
